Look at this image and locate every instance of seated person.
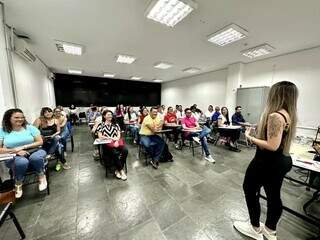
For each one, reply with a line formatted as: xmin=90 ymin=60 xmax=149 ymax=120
xmin=205 ymin=105 xmax=214 ymax=120
xmin=164 ymin=106 xmax=181 ymax=148
xmin=87 ymin=106 xmax=101 ymax=126
xmin=124 ymin=106 xmax=139 ymax=144
xmin=217 ymin=107 xmax=241 ymax=152
xmin=34 ymin=107 xmax=71 ymax=170
xmin=157 ymin=105 xmax=165 ymax=121
xmin=54 ymin=107 xmax=69 ymax=153
xmin=175 ymin=105 xmax=184 ymax=122
xmin=91 ymin=108 xmax=107 ymax=158
xmin=139 ymin=107 xmax=165 ymax=169
xmin=0 ymin=108 xmax=47 ymax=198
xmin=138 ymin=108 xmax=149 ymax=125
xmin=182 ymin=108 xmax=215 ymax=163
xmin=232 ymin=106 xmax=249 ymax=126
xmin=211 ymin=106 xmax=221 ymax=126
xmin=97 ymin=110 xmax=128 ymax=181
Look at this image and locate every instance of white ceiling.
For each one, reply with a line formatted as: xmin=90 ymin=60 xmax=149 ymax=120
xmin=4 ymin=0 xmax=320 ymax=82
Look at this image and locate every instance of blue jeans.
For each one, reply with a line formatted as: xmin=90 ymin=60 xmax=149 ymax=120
xmin=6 ymin=149 xmax=46 ymax=183
xmin=140 ymin=135 xmax=165 ymax=162
xmin=60 ymin=126 xmax=70 ymax=150
xmin=127 ymin=125 xmax=139 ymax=141
xmin=42 ymin=136 xmax=66 ymax=163
xmin=185 ymin=126 xmax=211 ymax=156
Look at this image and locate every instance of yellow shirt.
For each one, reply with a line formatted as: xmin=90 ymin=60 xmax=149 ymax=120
xmin=139 ymin=115 xmax=161 ymax=135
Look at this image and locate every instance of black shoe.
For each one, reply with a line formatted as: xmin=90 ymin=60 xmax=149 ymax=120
xmin=150 ymin=160 xmax=158 ymax=169
xmin=229 ymin=146 xmax=241 ymax=152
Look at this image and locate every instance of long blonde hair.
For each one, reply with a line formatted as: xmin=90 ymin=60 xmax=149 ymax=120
xmin=257 ymin=81 xmax=298 ymax=154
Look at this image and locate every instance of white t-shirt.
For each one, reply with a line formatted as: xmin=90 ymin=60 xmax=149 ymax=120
xmin=124 ymin=112 xmax=138 ymax=122
xmin=205 ymin=111 xmax=214 ymax=119
xmin=218 ymin=114 xmax=228 ymax=125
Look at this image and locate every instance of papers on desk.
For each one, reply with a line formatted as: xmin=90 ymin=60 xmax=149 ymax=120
xmin=291 ymin=154 xmax=320 ymax=173
xmin=218 ymin=125 xmax=242 ymax=129
xmin=93 ymin=139 xmax=112 ymax=145
xmin=0 ymin=153 xmax=16 ymax=162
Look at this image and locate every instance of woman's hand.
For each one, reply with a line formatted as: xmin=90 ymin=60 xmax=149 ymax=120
xmin=113 ymin=141 xmax=119 ymax=148
xmin=16 ymin=150 xmax=29 ymax=156
xmin=245 ymin=127 xmax=253 ymax=138
xmin=14 ymin=146 xmax=25 ymax=153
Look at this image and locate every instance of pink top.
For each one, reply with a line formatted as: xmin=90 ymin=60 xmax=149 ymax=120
xmin=182 ymin=116 xmax=197 ymax=128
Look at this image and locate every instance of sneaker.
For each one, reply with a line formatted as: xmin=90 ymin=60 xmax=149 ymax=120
xmin=62 ymin=163 xmax=71 ymax=170
xmin=150 ymin=160 xmax=158 ymax=169
xmin=15 ymin=184 xmax=23 ymax=198
xmin=233 ymin=221 xmax=263 ymax=240
xmin=262 ymin=225 xmax=277 ymax=240
xmin=205 ymin=155 xmax=215 ymax=163
xmin=192 ymin=136 xmax=201 ymax=144
xmin=120 ymin=170 xmax=127 ymax=181
xmin=115 ymin=170 xmax=122 ymax=179
xmin=38 ymin=176 xmax=47 ymax=192
xmin=55 ymin=163 xmax=62 ymax=172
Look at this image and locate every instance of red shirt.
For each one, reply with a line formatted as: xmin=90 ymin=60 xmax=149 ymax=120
xmin=164 ymin=112 xmax=177 ymax=123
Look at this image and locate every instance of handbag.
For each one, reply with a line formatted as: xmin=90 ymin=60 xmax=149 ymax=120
xmin=106 ymin=138 xmax=125 ymax=148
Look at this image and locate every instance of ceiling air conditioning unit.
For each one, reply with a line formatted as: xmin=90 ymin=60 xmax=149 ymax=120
xmin=14 ymin=37 xmax=36 ymax=63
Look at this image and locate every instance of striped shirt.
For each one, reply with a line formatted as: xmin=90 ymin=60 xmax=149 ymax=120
xmin=96 ymin=122 xmax=120 ymax=138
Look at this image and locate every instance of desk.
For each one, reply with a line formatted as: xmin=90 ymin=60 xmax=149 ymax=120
xmin=164 ymin=123 xmax=181 ymax=128
xmin=93 ymin=139 xmax=112 ymax=145
xmin=218 ymin=125 xmax=242 ymax=130
xmin=0 ymin=154 xmax=15 ymax=162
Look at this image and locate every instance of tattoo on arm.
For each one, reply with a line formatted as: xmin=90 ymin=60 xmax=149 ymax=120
xmin=267 ymin=114 xmax=282 ymax=139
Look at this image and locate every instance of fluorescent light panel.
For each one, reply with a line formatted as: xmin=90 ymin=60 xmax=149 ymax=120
xmin=131 ymin=76 xmax=142 ymax=80
xmin=55 ymin=41 xmax=83 ymax=55
xmin=146 ymin=0 xmax=197 ymax=27
xmin=68 ymin=69 xmax=82 ymax=74
xmin=183 ymin=67 xmax=200 ymax=73
xmin=153 ymin=79 xmax=163 ymax=82
xmin=154 ymin=62 xmax=173 ymax=69
xmin=116 ymin=54 xmax=136 ymax=64
xmin=103 ymin=73 xmax=115 ymax=78
xmin=242 ymin=44 xmax=274 ymax=59
xmin=208 ymin=24 xmax=248 ymax=46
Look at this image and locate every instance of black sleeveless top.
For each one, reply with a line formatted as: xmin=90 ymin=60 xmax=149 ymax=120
xmin=40 ymin=121 xmax=57 ymax=137
xmin=254 ymin=111 xmax=290 ymax=161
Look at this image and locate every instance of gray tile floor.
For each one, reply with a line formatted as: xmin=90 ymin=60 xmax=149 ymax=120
xmin=1 ymin=126 xmax=319 ymax=240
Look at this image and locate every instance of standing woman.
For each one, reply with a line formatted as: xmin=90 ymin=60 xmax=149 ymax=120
xmin=114 ymin=104 xmax=125 ymax=130
xmin=68 ymin=104 xmax=78 ymax=125
xmin=0 ymin=109 xmax=47 ymax=198
xmin=97 ymin=110 xmax=128 ymax=180
xmin=234 ymin=81 xmax=298 ymax=240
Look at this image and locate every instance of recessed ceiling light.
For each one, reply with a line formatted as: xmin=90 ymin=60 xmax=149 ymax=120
xmin=153 ymin=79 xmax=163 ymax=83
xmin=55 ymin=41 xmax=83 ymax=55
xmin=146 ymin=0 xmax=197 ymax=27
xmin=241 ymin=44 xmax=274 ymax=59
xmin=68 ymin=69 xmax=82 ymax=74
xmin=207 ymin=24 xmax=248 ymax=46
xmin=131 ymin=76 xmax=142 ymax=80
xmin=154 ymin=62 xmax=173 ymax=69
xmin=183 ymin=67 xmax=201 ymax=73
xmin=103 ymin=73 xmax=115 ymax=78
xmin=116 ymin=54 xmax=136 ymax=64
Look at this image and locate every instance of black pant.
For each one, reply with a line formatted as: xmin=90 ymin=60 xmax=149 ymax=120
xmin=163 ymin=126 xmax=181 ymax=144
xmin=243 ymin=151 xmax=292 ymax=230
xmin=218 ymin=128 xmax=240 ymax=143
xmin=103 ymin=145 xmax=128 ymax=171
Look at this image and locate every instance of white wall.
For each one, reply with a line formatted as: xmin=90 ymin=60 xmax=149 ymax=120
xmin=0 ymin=6 xmax=15 ymax=121
xmin=12 ymin=53 xmax=56 ymax=123
xmin=161 ymin=69 xmax=227 ymax=111
xmin=241 ymin=47 xmax=320 ymax=136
